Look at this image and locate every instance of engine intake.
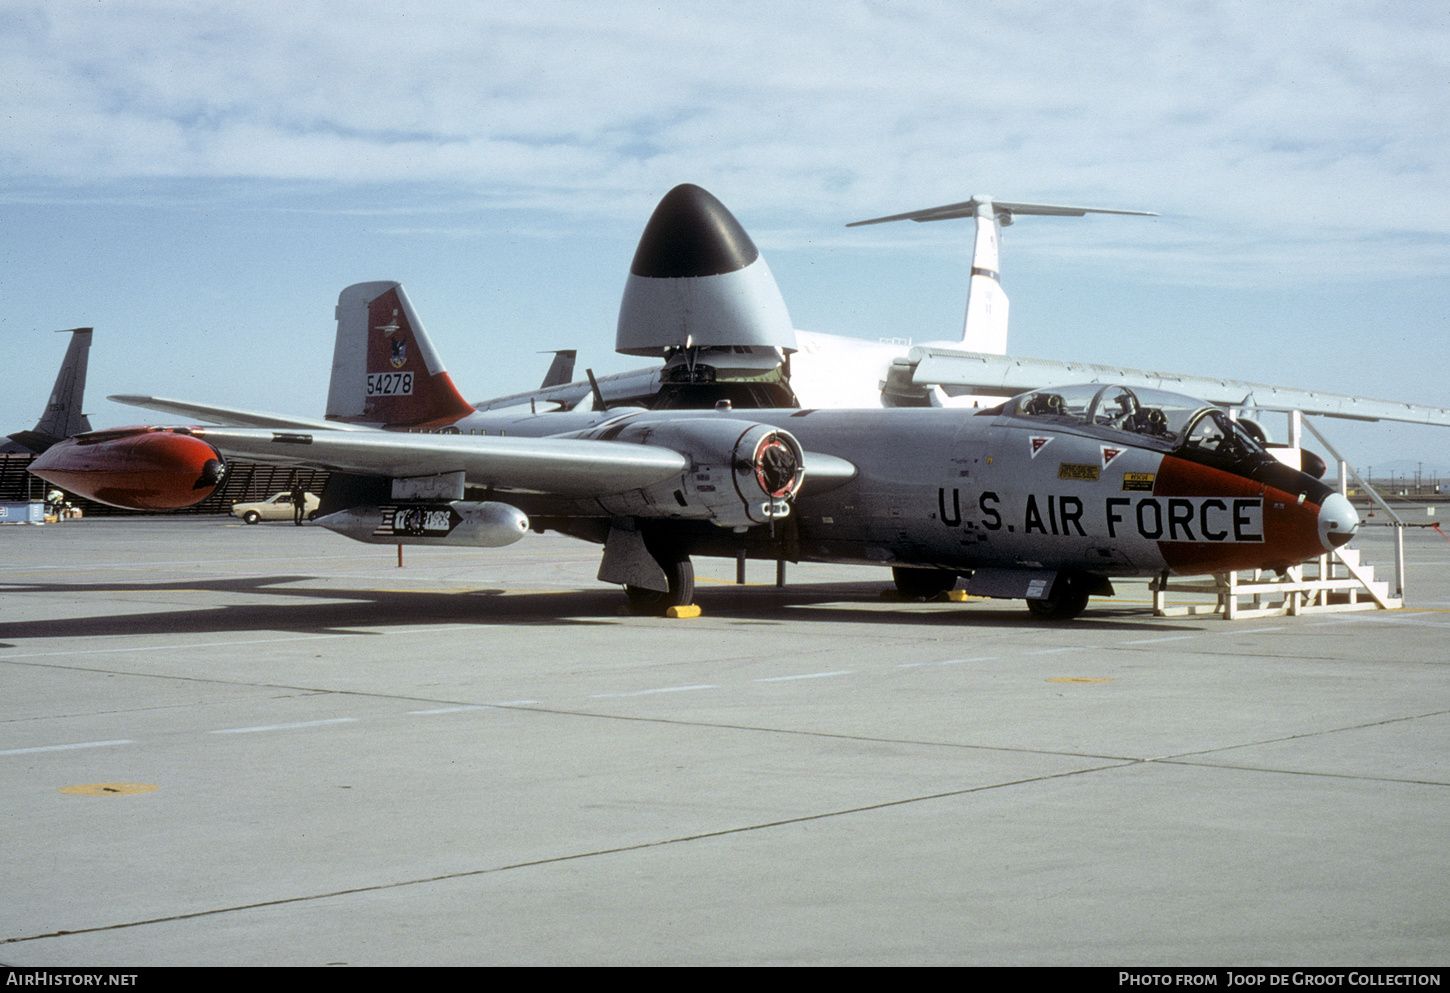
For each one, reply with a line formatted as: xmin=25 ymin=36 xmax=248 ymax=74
xmin=575 ymin=416 xmax=804 ymax=528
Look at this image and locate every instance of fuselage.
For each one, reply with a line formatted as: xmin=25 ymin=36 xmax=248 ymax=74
xmin=400 ymin=382 xmax=1358 ymax=580
xmin=29 ymin=381 xmax=1357 ymax=586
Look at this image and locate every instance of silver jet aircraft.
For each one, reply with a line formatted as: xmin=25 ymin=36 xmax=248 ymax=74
xmin=31 ymin=284 xmax=1359 ymax=619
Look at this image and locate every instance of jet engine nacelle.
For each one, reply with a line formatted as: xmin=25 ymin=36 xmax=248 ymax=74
xmin=574 ymin=416 xmax=805 ymax=528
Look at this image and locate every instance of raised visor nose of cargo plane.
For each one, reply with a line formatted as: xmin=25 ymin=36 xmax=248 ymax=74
xmin=630 ymin=183 xmax=759 ymax=278
xmin=1318 ymin=491 xmax=1359 ymax=550
xmin=616 ymin=184 xmax=797 ymax=360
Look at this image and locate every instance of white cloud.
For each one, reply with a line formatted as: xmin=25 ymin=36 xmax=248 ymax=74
xmin=3 ymin=0 xmax=1450 ymax=282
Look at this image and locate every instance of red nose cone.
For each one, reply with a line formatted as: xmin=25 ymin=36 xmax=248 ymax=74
xmin=29 ymin=429 xmax=224 ymax=510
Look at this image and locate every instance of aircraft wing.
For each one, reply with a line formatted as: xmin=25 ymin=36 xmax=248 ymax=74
xmin=185 ymin=426 xmax=689 ymax=496
xmin=152 ymin=424 xmax=852 ymax=498
xmin=186 ymin=425 xmax=854 ymax=495
xmin=111 ymin=395 xmax=372 ymax=432
xmin=906 ymin=347 xmax=1450 ymax=426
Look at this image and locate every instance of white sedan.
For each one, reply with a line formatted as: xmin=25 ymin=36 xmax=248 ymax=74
xmin=231 ymin=491 xmax=321 ymax=524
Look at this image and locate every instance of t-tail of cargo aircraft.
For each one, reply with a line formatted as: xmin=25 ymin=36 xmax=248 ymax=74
xmin=846 ymin=196 xmax=1159 ymax=356
xmin=788 ymin=195 xmax=1156 ymax=408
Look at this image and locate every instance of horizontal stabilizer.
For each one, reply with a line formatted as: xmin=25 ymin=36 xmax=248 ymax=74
xmin=848 ymin=199 xmax=1156 ymax=227
xmin=907 ymin=348 xmax=1450 ymax=427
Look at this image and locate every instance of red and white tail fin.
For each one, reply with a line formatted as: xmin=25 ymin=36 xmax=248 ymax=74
xmin=325 ymin=281 xmax=475 ymax=427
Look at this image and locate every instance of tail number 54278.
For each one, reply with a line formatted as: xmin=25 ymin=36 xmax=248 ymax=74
xmin=366 ymin=372 xmax=414 ymax=396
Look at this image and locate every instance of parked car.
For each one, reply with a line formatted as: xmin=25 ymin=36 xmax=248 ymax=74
xmin=231 ymin=491 xmax=321 ymax=524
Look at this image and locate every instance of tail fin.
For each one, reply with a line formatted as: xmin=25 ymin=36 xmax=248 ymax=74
xmin=6 ymin=328 xmax=93 ymax=453
xmin=960 ymin=206 xmax=1008 ymax=355
xmin=539 ymin=350 xmax=577 ymax=389
xmin=325 ymin=282 xmax=476 ymax=427
xmin=849 ymin=197 xmax=1156 ymax=356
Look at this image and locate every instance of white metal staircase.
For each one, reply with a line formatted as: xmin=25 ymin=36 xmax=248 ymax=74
xmin=1151 ymin=546 xmax=1402 ymax=620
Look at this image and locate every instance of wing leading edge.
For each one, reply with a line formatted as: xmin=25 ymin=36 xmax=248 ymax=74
xmin=110 ymin=395 xmax=372 ymax=432
xmin=185 ymin=427 xmax=689 ymax=497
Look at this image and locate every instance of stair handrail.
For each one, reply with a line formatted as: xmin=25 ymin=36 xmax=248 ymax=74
xmin=1302 ymin=415 xmax=1405 ymax=598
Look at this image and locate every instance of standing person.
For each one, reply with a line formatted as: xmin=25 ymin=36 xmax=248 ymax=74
xmin=291 ymin=482 xmax=306 ymax=526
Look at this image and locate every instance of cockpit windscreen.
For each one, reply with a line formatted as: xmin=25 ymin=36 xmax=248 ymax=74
xmin=1005 ymin=384 xmax=1269 ymax=460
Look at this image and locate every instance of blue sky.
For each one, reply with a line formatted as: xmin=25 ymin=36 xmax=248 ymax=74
xmin=3 ymin=0 xmax=1449 ymax=476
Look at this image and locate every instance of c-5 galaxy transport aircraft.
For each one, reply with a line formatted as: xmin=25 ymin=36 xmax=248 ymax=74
xmin=474 ymin=184 xmax=1156 ymax=413
xmin=31 ymin=280 xmax=1362 ymax=619
xmin=459 ymin=183 xmax=1450 ymax=432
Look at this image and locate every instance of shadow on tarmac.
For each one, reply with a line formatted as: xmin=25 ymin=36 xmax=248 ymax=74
xmin=0 ymin=574 xmax=1198 ymax=645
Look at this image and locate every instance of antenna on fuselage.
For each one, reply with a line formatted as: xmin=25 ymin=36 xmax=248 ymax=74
xmin=848 ymin=197 xmax=1156 ymax=355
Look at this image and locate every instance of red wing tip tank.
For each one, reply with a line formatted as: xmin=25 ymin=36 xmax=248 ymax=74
xmin=28 ymin=427 xmax=225 ymax=510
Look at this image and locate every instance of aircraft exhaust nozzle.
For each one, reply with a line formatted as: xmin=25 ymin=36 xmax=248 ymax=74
xmin=316 ymin=501 xmax=530 ymax=547
xmin=616 ymin=184 xmax=797 ymax=357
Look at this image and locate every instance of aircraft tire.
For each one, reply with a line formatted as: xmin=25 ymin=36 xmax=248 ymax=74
xmin=243 ymin=511 xmax=261 ymax=524
xmin=625 ymin=554 xmax=695 ymax=614
xmin=1024 ymin=582 xmax=1090 ymax=620
xmin=892 ymin=567 xmax=958 ymax=598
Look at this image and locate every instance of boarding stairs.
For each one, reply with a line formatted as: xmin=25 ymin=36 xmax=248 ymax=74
xmin=1151 ymin=546 xmax=1401 ymax=620
xmin=1152 ymin=412 xmax=1406 ymax=620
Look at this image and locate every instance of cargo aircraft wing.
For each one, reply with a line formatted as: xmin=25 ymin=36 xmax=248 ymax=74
xmin=905 ymin=347 xmax=1450 ymax=427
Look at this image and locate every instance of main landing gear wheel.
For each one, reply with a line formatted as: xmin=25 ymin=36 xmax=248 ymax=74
xmin=625 ymin=554 xmax=695 ymax=615
xmin=891 ymin=567 xmax=959 ymax=599
xmin=1024 ymin=578 xmax=1090 ymax=620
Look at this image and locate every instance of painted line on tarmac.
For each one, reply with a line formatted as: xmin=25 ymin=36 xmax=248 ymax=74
xmin=0 ymin=739 xmax=134 ymax=756
xmin=590 ymin=684 xmax=718 ymax=698
xmin=0 ymin=633 xmax=354 ymax=660
xmin=0 ymin=624 xmax=519 ymax=663
xmin=753 ymin=670 xmax=853 ymax=682
xmin=408 ymin=705 xmax=492 ymax=714
xmin=898 ymin=656 xmax=999 ymax=667
xmin=1120 ymin=635 xmax=1198 ymax=645
xmin=210 ymin=718 xmax=359 ymax=735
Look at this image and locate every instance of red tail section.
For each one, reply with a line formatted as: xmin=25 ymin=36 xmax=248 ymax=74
xmin=328 ymin=282 xmax=476 ymax=428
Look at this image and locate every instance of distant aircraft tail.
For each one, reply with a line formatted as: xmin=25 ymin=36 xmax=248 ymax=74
xmin=325 ymin=282 xmax=476 ymax=427
xmin=6 ymin=327 xmax=93 ymax=453
xmin=539 ymin=350 xmax=577 ymax=389
xmin=849 ymin=197 xmax=1156 ymax=355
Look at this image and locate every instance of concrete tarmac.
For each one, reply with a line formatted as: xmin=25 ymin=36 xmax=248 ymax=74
xmin=2 ymin=517 xmax=1447 ymax=966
